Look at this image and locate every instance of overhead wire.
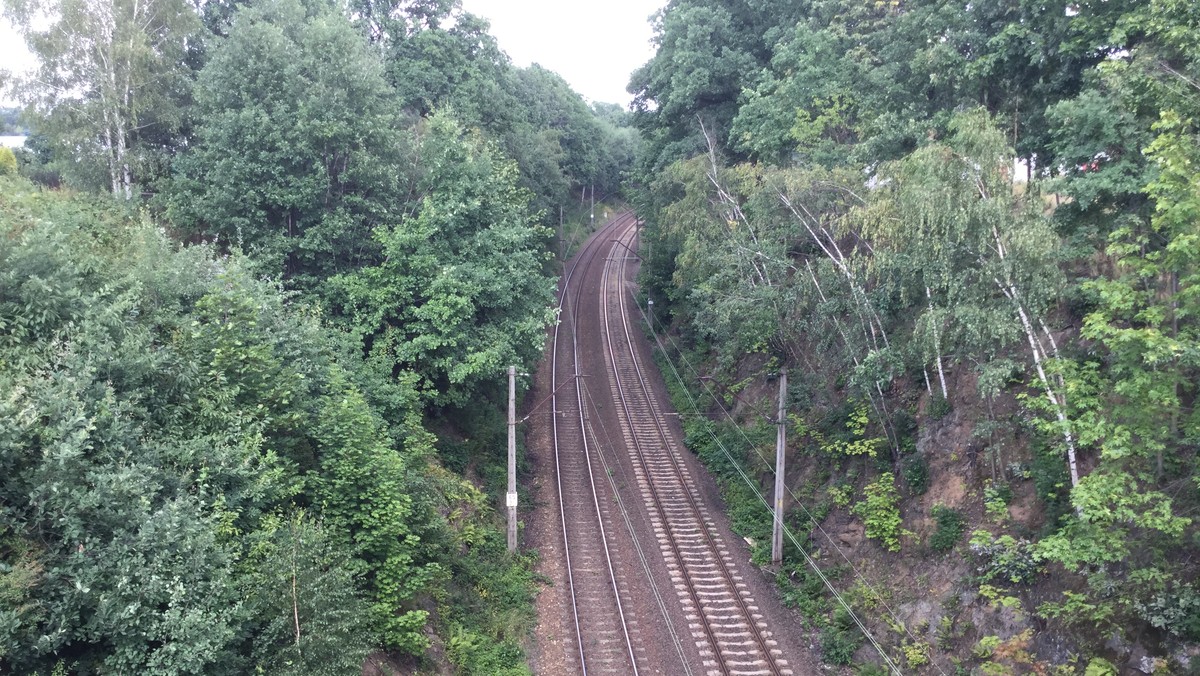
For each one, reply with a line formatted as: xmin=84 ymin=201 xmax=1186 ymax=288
xmin=631 ymin=294 xmax=942 ymax=675
xmin=642 ymin=301 xmax=946 ymax=674
xmin=579 ymin=378 xmax=696 ymax=675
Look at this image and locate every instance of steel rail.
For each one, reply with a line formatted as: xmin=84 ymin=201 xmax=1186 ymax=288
xmin=601 ymin=225 xmax=788 ymax=676
xmin=551 ymin=211 xmax=641 ymax=675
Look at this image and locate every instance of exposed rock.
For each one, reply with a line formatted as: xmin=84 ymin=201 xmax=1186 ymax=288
xmin=1170 ymin=643 xmax=1197 ymax=671
xmin=836 ymin=522 xmax=864 ymax=548
xmin=1103 ymin=631 xmax=1132 ymax=658
xmin=1128 ymin=643 xmax=1161 ymax=674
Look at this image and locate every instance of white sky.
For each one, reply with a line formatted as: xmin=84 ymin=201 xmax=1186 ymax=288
xmin=0 ymin=0 xmax=664 ymax=108
xmin=457 ymin=0 xmax=663 ymax=106
xmin=1 ymin=21 xmax=35 ymax=107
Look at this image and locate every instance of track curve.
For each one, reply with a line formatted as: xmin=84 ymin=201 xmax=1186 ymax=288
xmin=533 ymin=210 xmax=807 ymax=676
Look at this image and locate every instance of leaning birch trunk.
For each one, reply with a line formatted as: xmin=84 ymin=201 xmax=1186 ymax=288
xmin=1007 ymin=291 xmax=1080 ymax=490
xmin=926 ymin=287 xmax=948 ymax=400
xmin=984 ymin=219 xmax=1080 ymax=492
xmin=104 ymin=122 xmax=121 ymax=198
xmin=115 ymin=122 xmax=132 ymax=200
xmin=789 ymin=198 xmax=900 ymax=454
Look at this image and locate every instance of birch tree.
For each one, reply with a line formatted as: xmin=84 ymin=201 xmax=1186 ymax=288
xmin=3 ymin=0 xmax=199 ymax=197
xmin=871 ymin=109 xmax=1079 ymax=486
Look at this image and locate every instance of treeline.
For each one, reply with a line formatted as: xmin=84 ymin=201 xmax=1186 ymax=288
xmin=0 ymin=108 xmax=24 ymax=135
xmin=631 ymin=0 xmax=1198 ymax=670
xmin=0 ymin=0 xmax=636 ymax=672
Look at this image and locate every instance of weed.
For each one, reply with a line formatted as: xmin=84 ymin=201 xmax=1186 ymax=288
xmin=929 ymin=505 xmax=966 ymax=552
xmin=853 ymin=473 xmax=904 ymax=552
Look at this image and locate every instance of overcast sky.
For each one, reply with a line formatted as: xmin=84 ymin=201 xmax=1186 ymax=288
xmin=459 ymin=0 xmax=664 ymax=106
xmin=1 ymin=21 xmax=34 ymax=107
xmin=1 ymin=1 xmax=663 ymax=109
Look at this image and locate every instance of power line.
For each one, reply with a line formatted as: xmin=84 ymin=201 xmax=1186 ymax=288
xmin=635 ymin=295 xmax=949 ymax=676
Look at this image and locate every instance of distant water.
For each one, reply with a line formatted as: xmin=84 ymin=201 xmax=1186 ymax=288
xmin=0 ymin=135 xmax=27 ymax=149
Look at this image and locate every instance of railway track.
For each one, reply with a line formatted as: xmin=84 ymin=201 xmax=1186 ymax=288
xmin=551 ymin=211 xmax=644 ymax=675
xmin=598 ymin=224 xmax=792 ymax=676
xmin=547 ymin=211 xmax=795 ymax=675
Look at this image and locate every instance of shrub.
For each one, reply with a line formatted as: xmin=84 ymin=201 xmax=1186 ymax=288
xmin=853 ymin=473 xmax=904 ymax=552
xmin=903 ymin=454 xmax=929 ymax=494
xmin=1084 ymin=657 xmax=1117 ymax=676
xmin=969 ymin=531 xmax=1040 ymax=584
xmin=983 ymin=480 xmax=1013 ymax=522
xmin=902 ymin=640 xmax=931 ymax=668
xmin=0 ymin=147 xmax=16 ymax=175
xmin=821 ymin=626 xmax=863 ymax=665
xmin=1031 ymin=441 xmax=1071 ymax=527
xmin=929 ymin=505 xmax=966 ymax=552
xmin=1136 ymin=582 xmax=1200 ymax=640
xmin=828 ymin=483 xmax=854 ymax=507
xmin=927 ymin=395 xmax=952 ymax=419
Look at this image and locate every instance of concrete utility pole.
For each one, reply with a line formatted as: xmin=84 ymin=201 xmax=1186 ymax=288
xmin=507 ymin=365 xmax=518 ymax=553
xmin=772 ymin=369 xmax=787 ymax=565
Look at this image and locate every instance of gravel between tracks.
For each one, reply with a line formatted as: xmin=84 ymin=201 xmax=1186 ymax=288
xmin=525 ymin=213 xmax=820 ymax=675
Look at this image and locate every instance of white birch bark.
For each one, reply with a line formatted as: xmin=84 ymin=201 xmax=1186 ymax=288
xmin=926 ymin=286 xmax=948 ymax=400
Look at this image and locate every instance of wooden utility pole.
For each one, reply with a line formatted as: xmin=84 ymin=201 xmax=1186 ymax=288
xmin=772 ymin=369 xmax=787 ymax=565
xmin=507 ymin=366 xmax=518 ymax=553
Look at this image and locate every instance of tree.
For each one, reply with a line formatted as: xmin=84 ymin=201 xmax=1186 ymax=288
xmin=331 ymin=113 xmax=556 ymax=406
xmin=872 ymin=110 xmax=1076 ymax=482
xmin=3 ymin=0 xmax=201 ymax=197
xmin=168 ymin=0 xmax=408 ymax=289
xmin=240 ymin=515 xmax=373 ymax=675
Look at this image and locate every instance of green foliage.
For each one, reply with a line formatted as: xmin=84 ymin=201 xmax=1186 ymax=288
xmin=4 ymin=0 xmax=201 ymax=195
xmin=0 ymin=176 xmax=539 ymax=670
xmin=969 ymin=531 xmax=1040 ymax=585
xmin=929 ymin=505 xmax=967 ymax=552
xmin=983 ymin=481 xmax=1013 ymax=523
xmin=974 ymin=635 xmax=1003 ymax=659
xmin=902 ymin=454 xmax=929 ymax=494
xmin=332 ymin=113 xmax=556 ymax=406
xmin=927 ymin=395 xmax=952 ymax=420
xmin=1030 ymin=441 xmax=1072 ymax=528
xmin=828 ymin=483 xmax=854 ymax=508
xmin=776 ymin=566 xmax=829 ymax=625
xmin=902 ymin=640 xmax=931 ymax=668
xmin=169 ymin=0 xmax=405 ymax=287
xmin=313 ymin=372 xmax=433 ymax=654
xmin=820 ymin=607 xmax=865 ymax=666
xmin=819 ymin=403 xmax=883 ymax=457
xmin=0 ymin=147 xmax=15 ymax=176
xmin=820 ymin=627 xmax=863 ymax=666
xmin=1135 ymin=582 xmax=1200 ymax=640
xmin=1084 ymin=657 xmax=1118 ymax=676
xmin=240 ymin=515 xmax=373 ymax=675
xmin=852 ymin=474 xmax=904 ymax=552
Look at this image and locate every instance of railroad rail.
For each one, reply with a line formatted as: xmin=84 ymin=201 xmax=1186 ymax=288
xmin=550 ymin=211 xmax=642 ymax=675
xmin=598 ymin=224 xmax=792 ymax=676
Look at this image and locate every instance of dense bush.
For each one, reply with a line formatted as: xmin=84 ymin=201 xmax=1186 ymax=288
xmin=929 ymin=506 xmax=967 ymax=552
xmin=969 ymin=531 xmax=1041 ymax=585
xmin=0 ymin=147 xmax=15 ymax=175
xmin=902 ymin=454 xmax=929 ymax=494
xmin=820 ymin=608 xmax=865 ymax=665
xmin=853 ymin=474 xmax=905 ymax=552
xmin=0 ymin=176 xmax=536 ymax=672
